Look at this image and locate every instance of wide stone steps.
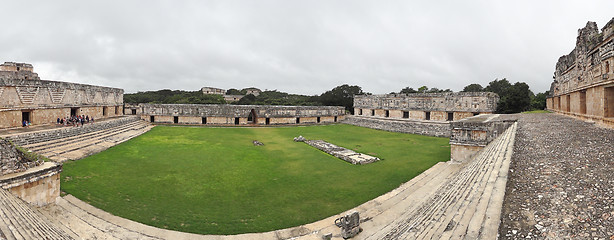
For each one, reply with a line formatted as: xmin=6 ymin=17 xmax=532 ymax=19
xmin=0 ymin=189 xmax=75 ymax=240
xmin=4 ymin=117 xmax=153 ymax=162
xmin=25 ymin=120 xmax=144 ymax=152
xmin=42 ymin=122 xmax=152 ymax=161
xmin=357 ymin=122 xmax=516 ymax=240
xmin=5 ymin=116 xmax=140 ymax=146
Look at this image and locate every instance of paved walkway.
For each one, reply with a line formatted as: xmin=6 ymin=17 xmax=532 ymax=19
xmin=499 ymin=113 xmax=614 ymax=239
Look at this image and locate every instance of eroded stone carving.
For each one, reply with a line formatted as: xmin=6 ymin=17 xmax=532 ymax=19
xmin=335 ymin=211 xmax=362 ymax=239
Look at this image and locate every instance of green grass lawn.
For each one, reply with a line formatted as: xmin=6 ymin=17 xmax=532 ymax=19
xmin=61 ymin=124 xmax=450 ymax=235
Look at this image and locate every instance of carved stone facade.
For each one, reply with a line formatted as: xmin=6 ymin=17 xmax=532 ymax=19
xmin=547 ymin=18 xmax=614 ymax=127
xmin=0 ymin=63 xmax=124 ymax=128
xmin=126 ymin=103 xmax=345 ymax=125
xmin=353 ymin=92 xmax=498 ymax=122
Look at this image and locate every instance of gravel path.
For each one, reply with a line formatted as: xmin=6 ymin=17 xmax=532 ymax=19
xmin=499 ymin=113 xmax=614 ymax=239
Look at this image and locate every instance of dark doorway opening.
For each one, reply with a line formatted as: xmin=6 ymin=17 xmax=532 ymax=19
xmin=296 ymin=117 xmax=300 ymax=124
xmin=202 ymin=117 xmax=207 ymax=124
xmin=359 ymin=109 xmax=363 ymax=115
xmin=266 ymin=118 xmax=270 ymax=125
xmin=371 ymin=109 xmax=375 ymax=116
xmin=115 ymin=106 xmax=120 ymax=115
xmin=447 ymin=112 xmax=454 ymax=121
xmin=473 ymin=112 xmax=480 ymax=116
xmin=580 ymin=91 xmax=587 ymax=114
xmin=150 ymin=116 xmax=155 ymax=122
xmin=22 ymin=111 xmax=31 ymax=124
xmin=606 ymin=87 xmax=614 ymax=117
xmin=173 ymin=116 xmax=179 ymax=124
xmin=103 ymin=106 xmax=108 ymax=116
xmin=385 ymin=110 xmax=390 ymax=117
xmin=403 ymin=111 xmax=409 ymax=118
xmin=425 ymin=111 xmax=431 ymax=120
xmin=565 ymin=95 xmax=571 ymax=112
xmin=317 ymin=117 xmax=321 ymax=123
xmin=131 ymin=109 xmax=137 ymax=115
xmin=248 ymin=109 xmax=257 ymax=124
xmin=235 ymin=117 xmax=240 ymax=125
xmin=334 ymin=116 xmax=338 ymax=122
xmin=71 ymin=108 xmax=79 ymax=117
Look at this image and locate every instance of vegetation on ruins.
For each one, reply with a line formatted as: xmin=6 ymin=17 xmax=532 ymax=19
xmin=460 ymin=78 xmax=549 ymax=114
xmin=125 ymin=84 xmax=365 ymax=113
xmin=124 ymin=90 xmax=226 ymax=104
xmin=61 ymin=124 xmax=449 ymax=235
xmin=399 ymin=86 xmax=452 ymax=94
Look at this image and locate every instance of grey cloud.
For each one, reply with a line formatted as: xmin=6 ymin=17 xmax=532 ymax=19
xmin=2 ymin=0 xmax=614 ymax=95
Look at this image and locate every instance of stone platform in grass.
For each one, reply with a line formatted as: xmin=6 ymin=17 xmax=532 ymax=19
xmin=304 ymin=140 xmax=380 ymax=165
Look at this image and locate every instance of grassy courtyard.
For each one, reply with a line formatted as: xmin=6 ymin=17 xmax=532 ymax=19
xmin=61 ymin=124 xmax=450 ymax=235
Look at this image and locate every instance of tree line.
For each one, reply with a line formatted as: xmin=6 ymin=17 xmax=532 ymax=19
xmin=124 ymin=79 xmax=548 ymax=115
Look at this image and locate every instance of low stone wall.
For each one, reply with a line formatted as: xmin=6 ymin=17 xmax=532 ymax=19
xmin=449 ymin=114 xmax=517 ymax=162
xmin=343 ymin=115 xmax=450 ymax=137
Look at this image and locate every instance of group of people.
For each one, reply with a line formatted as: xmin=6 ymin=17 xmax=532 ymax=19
xmin=57 ymin=115 xmax=94 ymax=127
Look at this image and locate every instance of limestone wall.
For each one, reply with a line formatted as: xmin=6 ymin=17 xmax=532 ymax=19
xmin=343 ymin=115 xmax=450 ymax=137
xmin=449 ymin=114 xmax=516 ymax=162
xmin=547 ymin=17 xmax=614 ymax=128
xmin=354 ymin=92 xmax=498 ymax=112
xmin=0 ymin=162 xmax=62 ymax=206
xmin=136 ymin=104 xmax=345 ymax=125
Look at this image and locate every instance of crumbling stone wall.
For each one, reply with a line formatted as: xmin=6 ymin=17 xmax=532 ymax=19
xmin=136 ymin=103 xmax=345 ymax=125
xmin=0 ymin=139 xmax=42 ymax=176
xmin=548 ymin=18 xmax=614 ymax=128
xmin=354 ymin=92 xmax=498 ymax=122
xmin=449 ymin=114 xmax=516 ymax=162
xmin=0 ymin=62 xmax=39 ymax=80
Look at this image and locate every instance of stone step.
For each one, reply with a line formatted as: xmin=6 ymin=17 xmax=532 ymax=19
xmin=33 ymin=120 xmax=145 ymax=154
xmin=42 ymin=122 xmax=151 ymax=161
xmin=5 ymin=116 xmax=140 ymax=146
xmin=357 ymin=122 xmax=517 ymax=240
xmin=25 ymin=119 xmax=143 ymax=151
xmin=0 ymin=189 xmax=74 ymax=239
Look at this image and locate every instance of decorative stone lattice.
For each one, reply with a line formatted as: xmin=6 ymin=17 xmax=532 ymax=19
xmin=16 ymin=86 xmax=39 ymax=104
xmin=303 ymin=139 xmax=380 ymax=165
xmin=48 ymin=87 xmax=66 ymax=104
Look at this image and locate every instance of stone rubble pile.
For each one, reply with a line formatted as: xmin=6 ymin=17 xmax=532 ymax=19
xmin=303 ymin=139 xmax=380 ymax=165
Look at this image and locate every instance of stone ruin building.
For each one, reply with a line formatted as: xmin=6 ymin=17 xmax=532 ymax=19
xmin=346 ymin=92 xmax=499 ymax=137
xmin=547 ymin=18 xmax=614 ymax=127
xmin=201 ymin=86 xmax=262 ymax=102
xmin=125 ymin=103 xmax=345 ymax=125
xmin=0 ymin=62 xmax=124 ymax=129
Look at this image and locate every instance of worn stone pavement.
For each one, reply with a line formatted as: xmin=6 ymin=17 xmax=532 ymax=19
xmin=499 ymin=113 xmax=614 ymax=239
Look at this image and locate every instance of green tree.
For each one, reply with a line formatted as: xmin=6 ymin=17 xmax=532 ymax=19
xmin=319 ymin=84 xmax=364 ymax=113
xmin=531 ymin=91 xmax=549 ymax=110
xmin=400 ymin=87 xmax=417 ymax=94
xmin=226 ymin=88 xmax=242 ymax=95
xmin=462 ymin=83 xmax=484 ymax=92
xmin=484 ymin=78 xmax=534 ymax=113
xmin=417 ymin=86 xmax=428 ymax=93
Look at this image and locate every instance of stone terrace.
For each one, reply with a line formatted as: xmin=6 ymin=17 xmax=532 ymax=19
xmin=499 ymin=113 xmax=614 ymax=239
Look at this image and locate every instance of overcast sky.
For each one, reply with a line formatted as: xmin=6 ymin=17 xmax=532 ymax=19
xmin=2 ymin=1 xmax=613 ymax=95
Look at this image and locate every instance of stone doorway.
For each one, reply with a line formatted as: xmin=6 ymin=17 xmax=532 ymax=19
xmin=21 ymin=111 xmax=31 ymax=124
xmin=71 ymin=108 xmax=79 ymax=117
xmin=248 ymin=109 xmax=257 ymax=124
xmin=606 ymin=86 xmax=614 ymax=118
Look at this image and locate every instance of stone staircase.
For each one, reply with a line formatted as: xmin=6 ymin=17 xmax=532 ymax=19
xmin=0 ymin=189 xmax=75 ymax=240
xmin=356 ymin=122 xmax=517 ymax=240
xmin=3 ymin=116 xmax=153 ymax=162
